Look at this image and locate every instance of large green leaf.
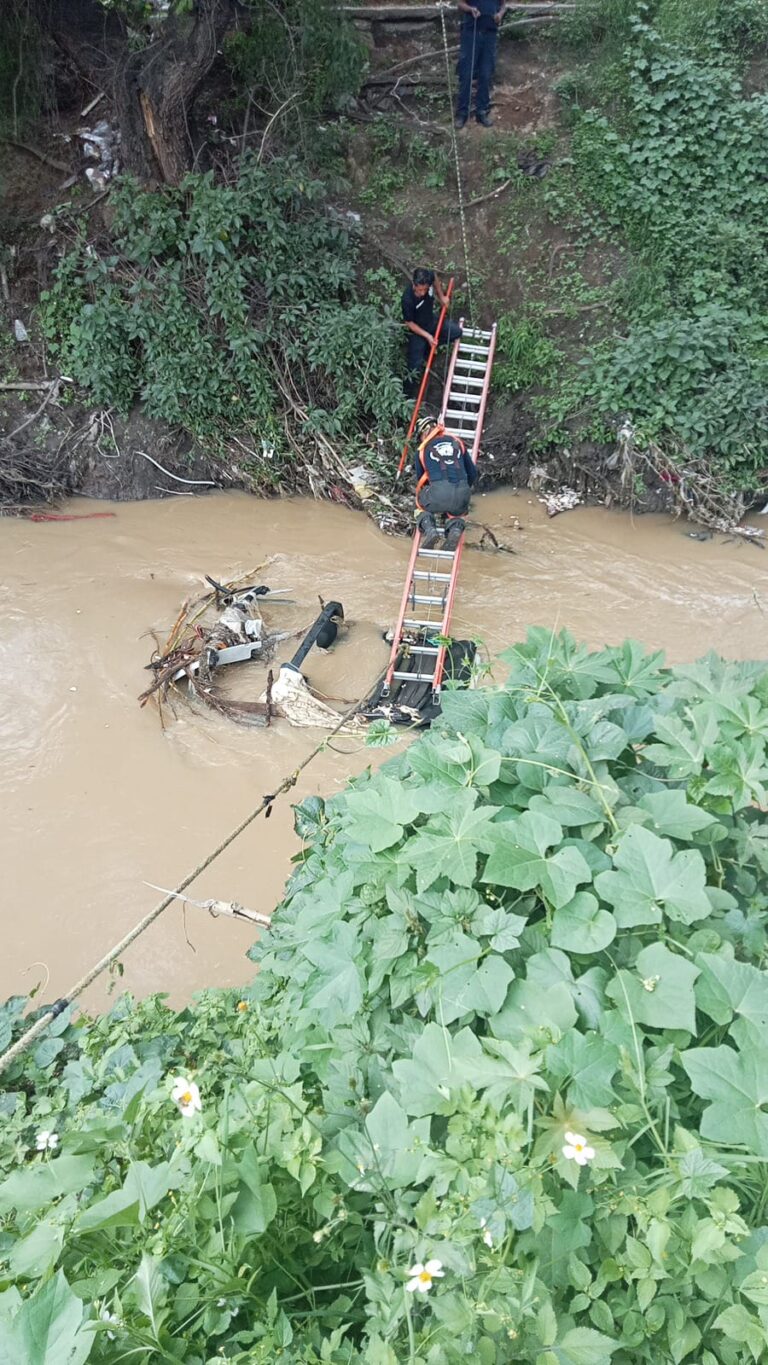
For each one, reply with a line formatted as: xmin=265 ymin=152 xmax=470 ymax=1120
xmin=0 ymin=1155 xmax=96 ymax=1217
xmin=482 ymin=810 xmax=592 ymax=909
xmin=402 ymin=790 xmax=499 ymax=892
xmin=3 ymin=1270 xmax=92 ymax=1365
xmin=636 ymin=789 xmax=718 ymax=840
xmin=8 ymin=1222 xmax=65 ymax=1280
xmin=333 ymin=1091 xmax=433 ymax=1189
xmin=695 ymin=953 xmax=768 ymax=1030
xmin=552 ymin=1326 xmax=618 ymax=1364
xmin=546 ymin=1032 xmax=620 ymax=1109
xmin=300 ymin=921 xmax=364 ymax=1020
xmin=607 ymin=943 xmax=700 ymax=1033
xmin=425 ymin=938 xmax=514 ymax=1024
xmin=682 ymin=1045 xmax=768 ymax=1156
xmin=551 ymin=892 xmax=617 ymax=954
xmin=594 ymin=824 xmax=711 ymax=927
xmin=342 ymin=774 xmax=423 ymax=851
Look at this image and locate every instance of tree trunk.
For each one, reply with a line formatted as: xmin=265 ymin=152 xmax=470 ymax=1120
xmin=31 ymin=0 xmax=237 ymax=184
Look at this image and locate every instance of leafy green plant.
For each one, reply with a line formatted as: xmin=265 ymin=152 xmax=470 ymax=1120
xmin=494 ymin=315 xmax=562 ymax=394
xmin=39 ymin=156 xmax=406 ymax=481
xmin=537 ymin=12 xmax=768 ymax=488
xmin=3 ymin=631 xmax=768 ymax=1362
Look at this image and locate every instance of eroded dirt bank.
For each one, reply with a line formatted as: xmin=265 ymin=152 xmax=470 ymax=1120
xmin=2 ymin=490 xmax=764 ymax=1009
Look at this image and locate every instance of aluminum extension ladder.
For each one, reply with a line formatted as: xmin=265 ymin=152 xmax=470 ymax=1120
xmin=383 ymin=321 xmax=497 ymax=702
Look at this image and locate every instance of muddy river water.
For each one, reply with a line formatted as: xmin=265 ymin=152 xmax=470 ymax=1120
xmin=1 ymin=490 xmax=765 ymax=1011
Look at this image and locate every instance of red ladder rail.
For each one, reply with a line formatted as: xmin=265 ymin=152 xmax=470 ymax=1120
xmin=396 ymin=277 xmax=455 ymax=478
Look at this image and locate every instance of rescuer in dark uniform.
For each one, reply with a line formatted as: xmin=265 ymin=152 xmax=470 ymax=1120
xmin=455 ymin=0 xmax=508 ymax=128
xmin=414 ymin=416 xmax=477 ymax=551
xmin=402 ymin=268 xmax=463 ymax=398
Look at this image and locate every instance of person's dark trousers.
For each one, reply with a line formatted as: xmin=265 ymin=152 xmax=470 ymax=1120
xmin=456 ymin=24 xmax=498 ymax=120
xmin=405 ymin=318 xmax=463 ymax=397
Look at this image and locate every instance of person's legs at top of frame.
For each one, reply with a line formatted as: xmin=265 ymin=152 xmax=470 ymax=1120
xmin=455 ymin=0 xmax=506 ymax=128
xmin=474 ymin=27 xmax=498 ymax=125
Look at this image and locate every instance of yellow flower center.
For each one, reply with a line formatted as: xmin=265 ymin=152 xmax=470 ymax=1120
xmin=418 ymin=1272 xmax=432 ymax=1285
xmin=181 ymin=1091 xmax=192 ymax=1105
xmin=237 ymin=1001 xmax=248 ymax=1012
xmin=574 ymin=1143 xmax=584 ymax=1152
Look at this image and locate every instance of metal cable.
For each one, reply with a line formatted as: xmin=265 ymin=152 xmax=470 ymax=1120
xmin=0 ymin=681 xmax=381 ymax=1078
xmin=439 ymin=0 xmax=474 ymax=324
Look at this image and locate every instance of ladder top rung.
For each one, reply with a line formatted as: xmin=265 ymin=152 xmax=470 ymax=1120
xmin=462 ymin=327 xmax=493 ymax=338
xmin=394 ymin=670 xmax=436 ymax=683
xmin=413 ymin=569 xmax=452 ymax=581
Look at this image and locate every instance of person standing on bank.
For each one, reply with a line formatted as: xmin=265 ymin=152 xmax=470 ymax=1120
xmin=455 ymin=0 xmax=508 ymax=128
xmin=402 ymin=267 xmax=463 ymax=398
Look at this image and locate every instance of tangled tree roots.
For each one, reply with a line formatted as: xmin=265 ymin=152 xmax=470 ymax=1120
xmin=611 ymin=423 xmax=766 ymax=543
xmin=0 ymin=435 xmax=77 ymax=512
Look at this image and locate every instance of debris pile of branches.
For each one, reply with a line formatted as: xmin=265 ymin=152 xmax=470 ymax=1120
xmin=139 ymin=568 xmax=305 ymax=726
xmin=610 ymin=422 xmax=765 ymax=543
xmin=0 ymin=432 xmax=77 ymax=513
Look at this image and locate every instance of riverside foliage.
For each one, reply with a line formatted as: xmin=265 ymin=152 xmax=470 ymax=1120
xmin=2 ymin=631 xmax=768 ymax=1362
xmin=39 ymin=156 xmax=405 ymax=481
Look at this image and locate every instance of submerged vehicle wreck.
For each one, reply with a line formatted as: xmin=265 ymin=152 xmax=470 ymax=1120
xmin=139 ymin=567 xmax=478 ymax=731
xmin=139 ymin=574 xmax=358 ymax=730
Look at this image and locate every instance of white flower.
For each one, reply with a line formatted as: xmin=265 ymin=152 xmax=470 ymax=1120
xmin=171 ymin=1076 xmax=202 ymax=1118
xmin=480 ymin=1217 xmax=493 ymax=1247
xmin=99 ymin=1306 xmax=118 ymax=1340
xmin=405 ymin=1259 xmax=445 ymax=1294
xmin=562 ymin=1131 xmax=595 ymax=1167
xmin=35 ymin=1130 xmax=59 ymax=1152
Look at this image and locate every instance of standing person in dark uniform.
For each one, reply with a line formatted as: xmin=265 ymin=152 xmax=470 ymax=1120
xmin=414 ymin=416 xmax=477 ymax=551
xmin=455 ymin=0 xmax=508 ymax=128
xmin=402 ymin=267 xmax=463 ymax=398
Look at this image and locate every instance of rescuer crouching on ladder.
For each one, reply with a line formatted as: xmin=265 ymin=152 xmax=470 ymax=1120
xmin=414 ymin=416 xmax=477 ymax=552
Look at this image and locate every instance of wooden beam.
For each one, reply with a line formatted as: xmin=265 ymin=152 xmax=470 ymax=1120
xmin=342 ymin=3 xmax=574 ymax=17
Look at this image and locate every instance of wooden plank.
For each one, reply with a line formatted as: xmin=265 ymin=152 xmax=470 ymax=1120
xmin=342 ymin=3 xmax=573 ymax=18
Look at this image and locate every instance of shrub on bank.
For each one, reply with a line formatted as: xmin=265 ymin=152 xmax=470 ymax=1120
xmin=2 ymin=631 xmax=768 ymax=1362
xmin=39 ymin=156 xmax=405 ymax=484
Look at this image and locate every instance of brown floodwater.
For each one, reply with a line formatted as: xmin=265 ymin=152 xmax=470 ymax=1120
xmin=1 ymin=490 xmax=765 ymax=1011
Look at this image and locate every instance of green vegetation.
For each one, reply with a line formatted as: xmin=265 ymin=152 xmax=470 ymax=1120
xmin=39 ymin=157 xmax=405 ymax=480
xmin=479 ymin=0 xmax=768 ymax=493
xmin=4 ymin=631 xmax=768 ymax=1361
xmin=494 ymin=316 xmax=561 ymax=395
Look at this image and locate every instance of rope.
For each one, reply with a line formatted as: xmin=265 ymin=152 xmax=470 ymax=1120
xmin=439 ymin=0 xmax=474 ymax=323
xmin=0 ymin=681 xmax=381 ymax=1079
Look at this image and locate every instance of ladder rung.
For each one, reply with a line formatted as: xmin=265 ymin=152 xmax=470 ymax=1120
xmin=410 ymin=593 xmax=446 ymax=605
xmin=454 ymin=358 xmax=487 ymax=369
xmin=447 ymin=396 xmax=481 ymax=409
xmin=462 ymin=328 xmax=493 ymax=339
xmin=404 ymin=617 xmax=442 ymax=628
xmin=417 ymin=547 xmax=455 ymax=558
xmin=413 ymin=570 xmax=452 ymax=581
xmin=406 ymin=645 xmax=440 ymax=654
xmin=449 ymin=375 xmax=484 ymax=387
xmin=394 ymin=670 xmax=436 ymax=683
xmin=458 ymin=344 xmax=490 ymax=356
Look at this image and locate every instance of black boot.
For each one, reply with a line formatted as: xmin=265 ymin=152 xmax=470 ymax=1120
xmin=418 ymin=513 xmax=440 ymax=550
xmin=444 ymin=518 xmax=466 ymax=552
xmin=476 ymin=112 xmax=492 ymax=128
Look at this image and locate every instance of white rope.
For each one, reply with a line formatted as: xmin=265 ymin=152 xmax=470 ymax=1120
xmin=439 ymin=0 xmax=474 ymax=323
